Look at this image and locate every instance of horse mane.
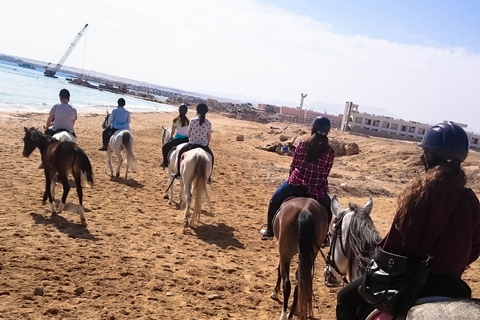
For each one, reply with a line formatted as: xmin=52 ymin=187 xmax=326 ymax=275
xmin=345 ymin=203 xmax=382 ymax=276
xmin=28 ymin=128 xmax=53 ymax=151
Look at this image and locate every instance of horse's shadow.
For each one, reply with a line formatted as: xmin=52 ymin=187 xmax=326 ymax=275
xmin=30 ymin=210 xmax=97 ymax=240
xmin=192 ymin=223 xmax=244 ymax=249
xmin=109 ymin=176 xmax=144 ymax=188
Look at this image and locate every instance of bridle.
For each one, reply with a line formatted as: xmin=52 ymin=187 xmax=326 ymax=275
xmin=324 ymin=209 xmax=350 ymax=286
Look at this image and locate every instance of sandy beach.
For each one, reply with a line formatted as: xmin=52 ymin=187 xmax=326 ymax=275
xmin=0 ymin=110 xmax=479 ymax=319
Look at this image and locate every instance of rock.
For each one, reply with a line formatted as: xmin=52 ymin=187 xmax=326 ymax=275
xmin=74 ymin=287 xmax=84 ymax=295
xmin=236 ymin=135 xmax=244 ymax=141
xmin=329 ymin=138 xmax=346 ymax=157
xmin=345 ymin=142 xmax=360 ymax=155
xmin=207 ymin=293 xmax=221 ymax=301
xmin=279 ymin=135 xmax=289 ymax=142
xmin=33 ymin=287 xmax=44 ymax=296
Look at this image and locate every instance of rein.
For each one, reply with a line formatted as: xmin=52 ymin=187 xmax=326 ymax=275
xmin=325 ymin=210 xmax=350 ymax=285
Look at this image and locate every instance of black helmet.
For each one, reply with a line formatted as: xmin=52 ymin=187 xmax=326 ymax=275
xmin=179 ymin=103 xmax=188 ymax=114
xmin=196 ymin=103 xmax=208 ymax=115
xmin=418 ymin=121 xmax=469 ymax=162
xmin=312 ymin=117 xmax=331 ymax=135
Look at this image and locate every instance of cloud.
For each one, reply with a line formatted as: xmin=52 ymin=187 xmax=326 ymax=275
xmin=2 ymin=0 xmax=480 ymax=131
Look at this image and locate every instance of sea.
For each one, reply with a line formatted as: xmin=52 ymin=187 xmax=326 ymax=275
xmin=0 ymin=60 xmax=176 ymax=115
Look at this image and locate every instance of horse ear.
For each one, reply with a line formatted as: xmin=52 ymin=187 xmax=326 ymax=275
xmin=363 ymin=197 xmax=373 ymax=215
xmin=331 ymin=195 xmax=342 ymax=217
xmin=24 ymin=127 xmax=28 ymax=133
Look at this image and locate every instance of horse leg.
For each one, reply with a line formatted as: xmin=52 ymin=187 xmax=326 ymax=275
xmin=106 ymin=149 xmax=113 ymax=177
xmin=178 ymin=179 xmax=185 ymax=208
xmin=182 ymin=177 xmax=193 ymax=233
xmin=56 ymin=171 xmax=70 ymax=214
xmin=115 ymin=150 xmax=123 ymax=178
xmin=288 ymin=270 xmax=300 ymax=319
xmin=43 ymin=168 xmax=57 ymax=215
xmin=279 ymin=260 xmax=291 ymax=320
xmin=271 ymin=265 xmax=282 ymax=300
xmin=72 ymin=169 xmax=86 ymax=227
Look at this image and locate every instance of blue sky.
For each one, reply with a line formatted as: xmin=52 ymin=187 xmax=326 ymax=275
xmin=1 ymin=0 xmax=480 ymax=132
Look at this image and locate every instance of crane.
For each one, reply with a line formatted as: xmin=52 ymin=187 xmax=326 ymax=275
xmin=44 ymin=23 xmax=89 ymax=78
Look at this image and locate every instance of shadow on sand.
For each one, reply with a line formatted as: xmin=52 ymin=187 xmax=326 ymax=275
xmin=193 ymin=223 xmax=244 ymax=249
xmin=30 ymin=209 xmax=97 ymax=240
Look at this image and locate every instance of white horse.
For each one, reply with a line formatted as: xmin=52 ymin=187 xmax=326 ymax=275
xmin=180 ymin=147 xmax=212 ymax=233
xmin=52 ymin=131 xmax=77 ymax=143
xmin=164 ymin=141 xmax=187 ymax=206
xmin=102 ymin=112 xmax=137 ymax=180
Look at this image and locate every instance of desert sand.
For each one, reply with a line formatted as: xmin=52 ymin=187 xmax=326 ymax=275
xmin=0 ymin=110 xmax=479 ymax=320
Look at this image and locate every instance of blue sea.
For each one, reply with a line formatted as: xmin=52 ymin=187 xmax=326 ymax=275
xmin=0 ymin=61 xmax=175 ymax=115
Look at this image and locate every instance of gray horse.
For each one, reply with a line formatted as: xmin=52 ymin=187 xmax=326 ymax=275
xmin=325 ymin=196 xmax=480 ymax=320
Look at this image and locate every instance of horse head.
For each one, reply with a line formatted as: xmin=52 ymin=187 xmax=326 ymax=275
xmin=102 ymin=110 xmax=110 ymax=129
xmin=324 ymin=196 xmax=380 ymax=287
xmin=161 ymin=126 xmax=172 ymax=145
xmin=22 ymin=127 xmax=43 ymax=157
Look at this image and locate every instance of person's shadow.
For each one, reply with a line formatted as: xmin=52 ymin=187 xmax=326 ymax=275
xmin=193 ymin=223 xmax=244 ymax=249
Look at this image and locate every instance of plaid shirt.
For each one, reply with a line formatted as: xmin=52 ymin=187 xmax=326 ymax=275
xmin=288 ymin=140 xmax=334 ymax=201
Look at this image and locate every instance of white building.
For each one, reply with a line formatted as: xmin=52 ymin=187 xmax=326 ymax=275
xmin=341 ymin=101 xmax=480 ymax=150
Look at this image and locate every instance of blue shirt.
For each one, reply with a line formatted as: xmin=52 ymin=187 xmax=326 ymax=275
xmin=110 ymin=107 xmax=130 ymax=130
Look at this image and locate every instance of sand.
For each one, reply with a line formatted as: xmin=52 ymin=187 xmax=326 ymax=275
xmin=0 ymin=111 xmax=479 ymax=319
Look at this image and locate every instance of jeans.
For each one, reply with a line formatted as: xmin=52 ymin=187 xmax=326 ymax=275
xmin=162 ymin=137 xmax=189 ymax=166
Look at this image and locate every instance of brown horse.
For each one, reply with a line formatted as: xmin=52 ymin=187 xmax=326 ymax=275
xmin=22 ymin=127 xmax=94 ymax=226
xmin=271 ymin=197 xmax=329 ymax=320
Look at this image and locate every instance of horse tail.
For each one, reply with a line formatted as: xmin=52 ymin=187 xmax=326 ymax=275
xmin=122 ymin=131 xmax=137 ymax=169
xmin=193 ymin=152 xmax=207 ymax=218
xmin=75 ymin=147 xmax=94 ymax=186
xmin=297 ymin=210 xmax=316 ymax=318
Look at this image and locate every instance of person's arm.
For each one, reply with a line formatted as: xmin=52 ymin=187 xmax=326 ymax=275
xmin=46 ymin=114 xmax=54 ymax=129
xmin=171 ymin=126 xmax=177 ymax=138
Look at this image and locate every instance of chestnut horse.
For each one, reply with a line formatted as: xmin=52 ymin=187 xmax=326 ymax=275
xmin=270 ymin=197 xmax=329 ymax=320
xmin=22 ymin=127 xmax=94 ymax=226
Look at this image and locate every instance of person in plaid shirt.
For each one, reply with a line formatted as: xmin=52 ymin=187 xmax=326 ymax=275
xmin=261 ymin=116 xmax=334 ymax=240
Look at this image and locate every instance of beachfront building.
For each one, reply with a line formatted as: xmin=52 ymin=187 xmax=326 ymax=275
xmin=341 ymin=101 xmax=480 ymax=150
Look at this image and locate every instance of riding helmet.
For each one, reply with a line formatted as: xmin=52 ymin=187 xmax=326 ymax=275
xmin=312 ymin=116 xmax=331 ymax=135
xmin=418 ymin=121 xmax=469 ymax=162
xmin=179 ymin=103 xmax=188 ymax=114
xmin=196 ymin=103 xmax=208 ymax=115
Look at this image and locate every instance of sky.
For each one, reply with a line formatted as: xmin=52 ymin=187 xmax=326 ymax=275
xmin=1 ymin=0 xmax=480 ymax=132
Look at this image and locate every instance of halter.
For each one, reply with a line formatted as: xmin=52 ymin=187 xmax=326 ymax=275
xmin=324 ymin=209 xmax=349 ymax=286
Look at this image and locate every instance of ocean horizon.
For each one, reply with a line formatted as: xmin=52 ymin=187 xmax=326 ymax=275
xmin=0 ymin=60 xmax=176 ymax=115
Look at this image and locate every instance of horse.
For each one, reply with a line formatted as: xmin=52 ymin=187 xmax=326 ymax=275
xmin=164 ymin=141 xmax=188 ymax=205
xmin=270 ymin=197 xmax=329 ymax=320
xmin=161 ymin=126 xmax=172 ymax=145
xmin=324 ymin=196 xmax=381 ymax=286
xmin=180 ymin=147 xmax=212 ymax=233
xmin=22 ymin=127 xmax=94 ymax=226
xmin=324 ymin=196 xmax=480 ymax=320
xmin=102 ymin=111 xmax=137 ymax=180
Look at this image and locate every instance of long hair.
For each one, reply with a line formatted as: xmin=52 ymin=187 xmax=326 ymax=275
xmin=174 ymin=113 xmax=189 ymax=127
xmin=196 ymin=103 xmax=208 ymax=126
xmin=305 ymin=130 xmax=329 ymax=163
xmin=395 ymin=160 xmax=466 ymax=233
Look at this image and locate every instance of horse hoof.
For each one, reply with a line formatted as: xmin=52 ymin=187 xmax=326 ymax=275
xmin=42 ymin=201 xmax=47 ymax=205
xmin=116 ymin=173 xmax=120 ymax=178
xmin=270 ymin=291 xmax=279 ymax=300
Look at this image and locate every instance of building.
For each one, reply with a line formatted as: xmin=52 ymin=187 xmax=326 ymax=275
xmin=341 ymin=101 xmax=480 ymax=150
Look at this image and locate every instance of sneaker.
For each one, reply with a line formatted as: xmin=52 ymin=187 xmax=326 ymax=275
xmin=98 ymin=146 xmax=108 ymax=151
xmin=261 ymin=229 xmax=274 ymax=240
xmin=321 ymin=234 xmax=330 ymax=248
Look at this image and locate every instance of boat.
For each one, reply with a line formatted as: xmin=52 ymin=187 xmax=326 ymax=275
xmin=18 ymin=63 xmax=36 ymax=70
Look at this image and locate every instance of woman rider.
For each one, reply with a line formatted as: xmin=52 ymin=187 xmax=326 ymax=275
xmin=336 ymin=121 xmax=480 ymax=319
xmin=261 ymin=116 xmax=335 ymax=240
xmin=161 ymin=104 xmax=190 ymax=169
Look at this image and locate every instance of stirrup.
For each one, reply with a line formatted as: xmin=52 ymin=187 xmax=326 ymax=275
xmin=171 ymin=172 xmax=180 ymax=179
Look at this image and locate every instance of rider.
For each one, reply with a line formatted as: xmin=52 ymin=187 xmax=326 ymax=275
xmin=161 ymin=103 xmax=190 ymax=169
xmin=261 ymin=116 xmax=335 ymax=241
xmin=336 ymin=121 xmax=480 ymax=320
xmin=173 ymin=103 xmax=214 ymax=182
xmin=99 ymin=98 xmax=130 ymax=151
xmin=45 ymin=88 xmax=77 ymax=137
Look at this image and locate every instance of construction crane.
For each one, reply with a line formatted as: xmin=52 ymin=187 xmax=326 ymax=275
xmin=44 ymin=23 xmax=89 ymax=78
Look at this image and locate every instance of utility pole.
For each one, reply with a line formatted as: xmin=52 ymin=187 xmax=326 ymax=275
xmin=299 ymin=93 xmax=307 ymax=109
